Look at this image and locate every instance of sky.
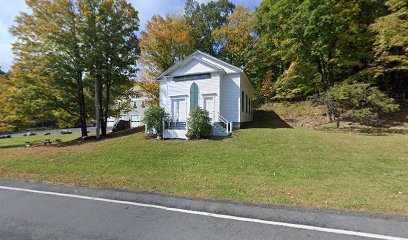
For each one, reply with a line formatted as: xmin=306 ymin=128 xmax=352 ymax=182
xmin=0 ymin=0 xmax=262 ymax=72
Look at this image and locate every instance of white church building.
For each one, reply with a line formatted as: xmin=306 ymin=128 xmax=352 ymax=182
xmin=157 ymin=51 xmax=255 ymax=139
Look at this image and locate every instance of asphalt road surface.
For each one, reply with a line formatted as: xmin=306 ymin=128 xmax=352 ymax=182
xmin=0 ymin=180 xmax=407 ymax=240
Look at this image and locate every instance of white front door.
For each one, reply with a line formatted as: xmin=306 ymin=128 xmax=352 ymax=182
xmin=203 ymin=96 xmax=215 ymax=121
xmin=131 ymin=115 xmax=140 ymax=128
xmin=172 ymin=98 xmax=187 ymax=122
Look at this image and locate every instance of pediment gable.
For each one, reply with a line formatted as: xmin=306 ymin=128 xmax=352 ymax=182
xmin=157 ymin=51 xmax=242 ymax=80
xmin=169 ymin=57 xmax=223 ymax=77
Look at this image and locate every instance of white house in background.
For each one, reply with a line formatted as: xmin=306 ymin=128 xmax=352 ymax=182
xmin=107 ymin=96 xmax=148 ymax=128
xmin=157 ymin=50 xmax=255 ymax=139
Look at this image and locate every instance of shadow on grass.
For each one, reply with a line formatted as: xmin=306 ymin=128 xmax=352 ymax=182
xmin=56 ymin=126 xmax=145 ymax=147
xmin=207 ymin=110 xmax=292 ymax=142
xmin=243 ymin=110 xmax=293 ymax=129
xmin=317 ymin=125 xmax=408 ymax=136
xmin=208 ymin=136 xmax=230 ymax=141
xmin=0 ymin=144 xmax=26 ymax=149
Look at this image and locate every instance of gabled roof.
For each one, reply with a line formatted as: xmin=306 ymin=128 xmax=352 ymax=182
xmin=156 ymin=50 xmax=243 ymax=80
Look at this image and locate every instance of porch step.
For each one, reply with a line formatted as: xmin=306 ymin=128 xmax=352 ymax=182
xmin=212 ymin=122 xmax=229 ymax=137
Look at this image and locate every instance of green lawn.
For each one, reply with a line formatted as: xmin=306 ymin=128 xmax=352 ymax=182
xmin=0 ymin=134 xmax=81 ymax=148
xmin=0 ymin=127 xmax=407 ymax=215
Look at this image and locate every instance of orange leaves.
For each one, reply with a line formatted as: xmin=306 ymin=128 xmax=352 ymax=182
xmin=140 ymin=14 xmax=195 ymax=77
xmin=138 ymin=14 xmax=195 ymax=106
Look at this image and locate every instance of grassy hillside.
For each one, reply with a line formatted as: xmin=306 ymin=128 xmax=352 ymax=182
xmin=0 ymin=122 xmax=407 ymax=215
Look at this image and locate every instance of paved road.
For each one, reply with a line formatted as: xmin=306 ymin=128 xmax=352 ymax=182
xmin=0 ymin=180 xmax=407 ymax=240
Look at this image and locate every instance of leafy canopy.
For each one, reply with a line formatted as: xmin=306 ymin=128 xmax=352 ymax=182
xmin=184 ymin=0 xmax=235 ymax=58
xmin=326 ymin=82 xmax=399 ymax=124
xmin=212 ymin=6 xmax=256 ymax=69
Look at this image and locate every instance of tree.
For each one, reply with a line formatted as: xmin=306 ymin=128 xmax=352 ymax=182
xmin=274 ymin=61 xmax=320 ymax=101
xmin=184 ymin=0 xmax=235 ymax=58
xmin=257 ymin=0 xmax=387 ymax=120
xmin=326 ymin=83 xmax=399 ymax=127
xmin=11 ymin=0 xmax=90 ymax=136
xmin=10 ymin=0 xmax=139 ymax=137
xmin=135 ymin=71 xmax=160 ymax=106
xmin=260 ymin=71 xmax=275 ymax=100
xmin=140 ymin=14 xmax=194 ymax=79
xmin=212 ymin=6 xmax=256 ymax=69
xmin=254 ymin=0 xmax=300 ymax=87
xmin=370 ymin=0 xmax=408 ymax=99
xmin=0 ymin=73 xmax=13 ymax=132
xmin=80 ymin=0 xmax=140 ymax=137
xmin=138 ymin=14 xmax=194 ymax=105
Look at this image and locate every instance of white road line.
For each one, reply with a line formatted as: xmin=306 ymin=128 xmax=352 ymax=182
xmin=0 ymin=185 xmax=406 ymax=240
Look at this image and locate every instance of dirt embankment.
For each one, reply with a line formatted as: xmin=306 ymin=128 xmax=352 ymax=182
xmin=254 ymin=101 xmax=408 ymax=132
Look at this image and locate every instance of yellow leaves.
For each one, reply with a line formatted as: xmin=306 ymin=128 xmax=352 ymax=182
xmin=212 ymin=6 xmax=255 ymax=66
xmin=140 ymin=14 xmax=195 ymax=77
xmin=134 ymin=71 xmax=160 ymax=107
xmin=138 ymin=14 xmax=195 ymax=107
xmin=369 ymin=0 xmax=408 ymax=74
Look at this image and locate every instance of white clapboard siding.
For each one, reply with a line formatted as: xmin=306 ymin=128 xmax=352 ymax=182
xmin=161 ymin=75 xmax=221 ymax=116
xmin=220 ymin=73 xmax=241 ymax=123
xmin=196 ymin=55 xmax=239 ymax=74
xmin=158 ymin=51 xmax=255 ymax=139
xmin=172 ymin=59 xmax=219 ymax=76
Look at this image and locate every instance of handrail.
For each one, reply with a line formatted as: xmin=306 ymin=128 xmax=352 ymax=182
xmin=218 ymin=114 xmax=232 ymax=133
xmin=219 ymin=114 xmax=228 ymax=124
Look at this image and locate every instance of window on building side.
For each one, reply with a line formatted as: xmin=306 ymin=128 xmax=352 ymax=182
xmin=246 ymin=94 xmax=248 ymax=113
xmin=249 ymin=98 xmax=251 ymax=114
xmin=242 ymin=91 xmax=244 ymax=112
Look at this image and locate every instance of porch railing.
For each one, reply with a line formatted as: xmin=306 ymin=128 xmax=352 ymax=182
xmin=219 ymin=114 xmax=232 ymax=133
xmin=163 ymin=117 xmax=187 ymax=130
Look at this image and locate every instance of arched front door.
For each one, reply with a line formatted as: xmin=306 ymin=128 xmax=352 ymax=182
xmin=190 ymin=82 xmax=199 ymax=109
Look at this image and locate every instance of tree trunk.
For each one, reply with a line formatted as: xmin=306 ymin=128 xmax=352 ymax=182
xmin=99 ymin=77 xmax=106 ymax=136
xmin=324 ymin=97 xmax=333 ymax=122
xmin=77 ymin=71 xmax=88 ymax=137
xmin=317 ymin=58 xmax=333 ymax=122
xmin=103 ymin=78 xmax=111 ymax=136
xmin=94 ymin=74 xmax=100 ymax=139
xmin=336 ymin=114 xmax=340 ymax=128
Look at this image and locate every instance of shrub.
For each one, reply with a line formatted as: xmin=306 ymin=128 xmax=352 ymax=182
xmin=187 ymin=107 xmax=211 ymax=139
xmin=142 ymin=106 xmax=168 ymax=136
xmin=326 ymin=82 xmax=399 ymax=126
